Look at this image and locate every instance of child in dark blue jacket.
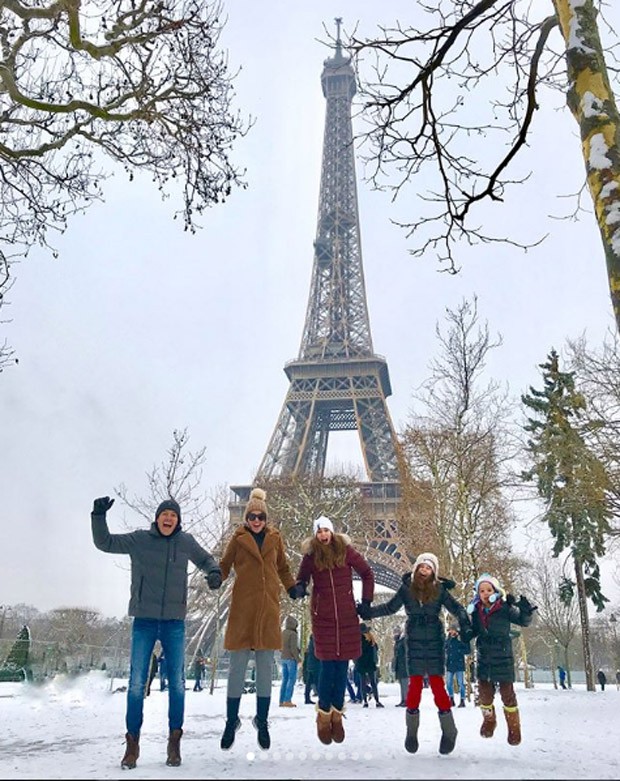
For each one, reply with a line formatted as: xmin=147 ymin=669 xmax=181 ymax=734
xmin=467 ymin=573 xmax=537 ymax=746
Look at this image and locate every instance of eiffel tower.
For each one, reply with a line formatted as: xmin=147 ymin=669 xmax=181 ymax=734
xmin=229 ymin=20 xmax=410 ymax=590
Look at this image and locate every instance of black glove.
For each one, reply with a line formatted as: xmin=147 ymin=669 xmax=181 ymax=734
xmin=505 ymin=593 xmax=517 ymax=606
xmin=460 ymin=626 xmax=474 ymax=643
xmin=92 ymin=496 xmax=114 ymax=515
xmin=517 ymin=595 xmax=537 ymax=614
xmin=205 ymin=568 xmax=222 ymax=590
xmin=356 ymin=600 xmax=372 ymax=620
xmin=288 ymin=582 xmax=307 ymax=600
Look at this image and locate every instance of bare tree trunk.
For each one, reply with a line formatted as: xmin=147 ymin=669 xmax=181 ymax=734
xmin=553 ymin=0 xmax=620 ymax=334
xmin=574 ymin=555 xmax=595 ymax=691
xmin=209 ymin=589 xmax=222 ymax=696
xmin=520 ymin=636 xmax=531 ymax=689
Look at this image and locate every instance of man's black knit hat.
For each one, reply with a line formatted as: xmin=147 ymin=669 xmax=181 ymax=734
xmin=155 ymin=499 xmax=181 ymax=525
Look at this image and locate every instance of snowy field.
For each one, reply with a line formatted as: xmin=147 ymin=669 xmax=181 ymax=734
xmin=0 ymin=672 xmax=618 ymax=780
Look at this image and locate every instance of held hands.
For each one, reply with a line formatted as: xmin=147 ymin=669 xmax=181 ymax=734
xmin=460 ymin=625 xmax=474 ymax=644
xmin=288 ymin=582 xmax=308 ymax=600
xmin=92 ymin=496 xmax=115 ymax=515
xmin=205 ymin=568 xmax=223 ymax=590
xmin=356 ymin=599 xmax=372 ymax=620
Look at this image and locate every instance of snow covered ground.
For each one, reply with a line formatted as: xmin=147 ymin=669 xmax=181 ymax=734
xmin=0 ymin=672 xmax=618 ymax=780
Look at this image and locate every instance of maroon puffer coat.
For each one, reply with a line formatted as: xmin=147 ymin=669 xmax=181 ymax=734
xmin=296 ymin=535 xmax=374 ymax=661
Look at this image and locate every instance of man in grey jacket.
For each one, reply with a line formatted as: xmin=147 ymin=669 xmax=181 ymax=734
xmin=91 ymin=495 xmax=222 ymax=770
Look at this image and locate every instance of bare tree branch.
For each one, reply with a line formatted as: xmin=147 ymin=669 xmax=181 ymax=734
xmin=345 ymin=1 xmax=620 ymax=334
xmin=0 ymin=0 xmax=251 ymax=366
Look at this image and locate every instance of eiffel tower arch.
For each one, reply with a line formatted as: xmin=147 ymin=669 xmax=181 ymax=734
xmin=229 ymin=20 xmax=411 ymax=591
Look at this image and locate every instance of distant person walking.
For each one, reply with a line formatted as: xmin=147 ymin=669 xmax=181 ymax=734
xmin=302 ymin=634 xmax=320 ymax=704
xmin=355 ymin=623 xmax=384 ymax=708
xmin=146 ymin=651 xmax=158 ymax=697
xmin=557 ymin=666 xmax=567 ymax=690
xmin=597 ymin=669 xmax=607 ymax=691
xmin=616 ymin=670 xmax=620 ymax=691
xmin=445 ymin=624 xmax=470 ymax=707
xmin=158 ymin=651 xmax=167 ymax=692
xmin=345 ymin=662 xmax=362 ymax=703
xmin=392 ymin=627 xmax=408 ymax=707
xmin=279 ymin=615 xmax=301 ymax=707
xmin=91 ymin=496 xmax=222 ymax=769
xmin=192 ymin=655 xmax=205 ymax=692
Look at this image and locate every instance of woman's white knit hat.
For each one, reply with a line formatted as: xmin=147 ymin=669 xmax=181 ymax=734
xmin=313 ymin=515 xmax=334 ymax=535
xmin=413 ymin=552 xmax=439 ymax=578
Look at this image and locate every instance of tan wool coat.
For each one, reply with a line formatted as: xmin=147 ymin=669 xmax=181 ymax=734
xmin=220 ymin=524 xmax=296 ymax=651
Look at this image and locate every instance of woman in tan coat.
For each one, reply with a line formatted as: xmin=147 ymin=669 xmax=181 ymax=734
xmin=218 ymin=488 xmax=298 ymax=752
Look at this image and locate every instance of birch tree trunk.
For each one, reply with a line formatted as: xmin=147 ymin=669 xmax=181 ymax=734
xmin=553 ymin=0 xmax=620 ymax=334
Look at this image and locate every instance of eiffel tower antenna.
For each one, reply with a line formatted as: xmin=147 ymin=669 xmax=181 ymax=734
xmin=229 ymin=21 xmax=409 ymax=590
xmin=334 ymin=16 xmax=343 ymax=56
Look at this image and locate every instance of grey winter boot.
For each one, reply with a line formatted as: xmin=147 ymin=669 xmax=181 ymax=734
xmin=404 ymin=708 xmax=420 ymax=754
xmin=121 ymin=732 xmax=140 ymax=770
xmin=166 ymin=728 xmax=182 ymax=766
xmin=438 ymin=709 xmax=458 ymax=755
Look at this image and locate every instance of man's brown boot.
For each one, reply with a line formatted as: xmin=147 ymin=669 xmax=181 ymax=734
xmin=166 ymin=728 xmax=183 ymax=766
xmin=121 ymin=732 xmax=140 ymax=770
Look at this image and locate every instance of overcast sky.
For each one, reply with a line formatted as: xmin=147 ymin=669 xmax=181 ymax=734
xmin=1 ymin=1 xmax=619 ymax=620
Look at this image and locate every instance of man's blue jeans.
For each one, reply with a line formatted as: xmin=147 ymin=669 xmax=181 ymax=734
xmin=446 ymin=670 xmax=466 ymax=700
xmin=279 ymin=659 xmax=298 ymax=703
xmin=126 ymin=618 xmax=186 ymax=736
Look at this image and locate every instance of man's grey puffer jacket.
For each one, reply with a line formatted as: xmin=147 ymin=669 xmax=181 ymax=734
xmin=92 ymin=512 xmax=218 ymax=620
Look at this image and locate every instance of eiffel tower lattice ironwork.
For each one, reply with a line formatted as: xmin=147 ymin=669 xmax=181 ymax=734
xmin=229 ymin=20 xmax=411 ymax=590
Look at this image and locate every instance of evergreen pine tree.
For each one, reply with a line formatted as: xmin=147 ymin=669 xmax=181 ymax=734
xmin=0 ymin=624 xmax=31 ymax=682
xmin=522 ymin=349 xmax=611 ymax=691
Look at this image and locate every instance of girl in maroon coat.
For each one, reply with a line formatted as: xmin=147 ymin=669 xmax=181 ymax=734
xmin=296 ymin=516 xmax=374 ymax=746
